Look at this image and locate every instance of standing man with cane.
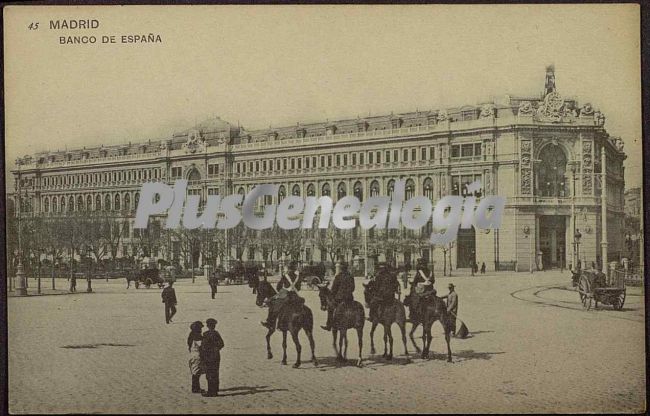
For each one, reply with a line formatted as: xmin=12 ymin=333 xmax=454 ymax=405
xmin=161 ymin=281 xmax=177 ymax=324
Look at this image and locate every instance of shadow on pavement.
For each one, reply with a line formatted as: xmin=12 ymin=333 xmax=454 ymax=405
xmin=308 ymin=354 xmax=412 ymax=371
xmin=60 ymin=343 xmax=136 ymax=349
xmin=452 ymin=349 xmax=505 ymax=361
xmin=218 ymin=385 xmax=288 ymax=397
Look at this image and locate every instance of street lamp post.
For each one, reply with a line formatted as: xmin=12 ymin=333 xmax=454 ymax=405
xmin=14 ymin=165 xmax=28 ymax=296
xmin=574 ymin=229 xmax=582 ymax=270
xmin=523 ymin=225 xmax=533 ymax=274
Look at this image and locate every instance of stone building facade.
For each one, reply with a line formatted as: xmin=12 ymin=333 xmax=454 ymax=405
xmin=9 ymin=67 xmax=627 ymax=272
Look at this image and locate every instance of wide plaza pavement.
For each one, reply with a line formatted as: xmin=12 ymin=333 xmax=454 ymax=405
xmin=8 ymin=270 xmax=646 ymax=414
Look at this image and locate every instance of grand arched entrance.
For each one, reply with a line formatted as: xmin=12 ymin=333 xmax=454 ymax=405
xmin=457 ymin=226 xmax=476 ymax=268
xmin=539 ymin=216 xmax=567 ymax=269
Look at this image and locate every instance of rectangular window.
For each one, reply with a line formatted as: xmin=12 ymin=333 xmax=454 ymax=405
xmin=343 ymin=154 xmax=347 ymax=165
xmin=283 ymin=159 xmax=287 ymax=170
xmin=352 ymin=154 xmax=357 ymax=165
xmin=305 ymin=158 xmax=310 ymax=169
xmin=430 ymin=146 xmax=435 ymax=160
xmin=276 ymin=159 xmax=280 ymax=170
xmin=403 ymin=149 xmax=409 ymax=161
xmin=255 ymin=161 xmax=259 ymax=172
xmin=336 ymin=155 xmax=341 ymax=166
xmin=474 ymin=143 xmax=482 ymax=156
xmin=171 ymin=167 xmax=182 ymax=178
xmin=263 ymin=161 xmax=267 ymax=171
xmin=368 ymin=152 xmax=373 ymax=164
xmin=291 ymin=159 xmax=295 ymax=170
xmin=421 ymin=148 xmax=427 ymax=160
xmin=328 ymin=155 xmax=332 ymax=167
xmin=312 ymin=156 xmax=316 ymax=167
xmin=360 ymin=153 xmax=364 ymax=165
xmin=385 ymin=151 xmax=390 ymax=163
xmin=394 ymin=149 xmax=398 ymax=162
xmin=376 ymin=151 xmax=381 ymax=163
xmin=451 ymin=145 xmax=460 ymax=158
xmin=461 ymin=144 xmax=474 ymax=157
xmin=249 ymin=162 xmax=253 ymax=172
xmin=412 ymin=148 xmax=417 ymax=161
xmin=298 ymin=158 xmax=302 ymax=169
xmin=320 ymin=156 xmax=325 ymax=167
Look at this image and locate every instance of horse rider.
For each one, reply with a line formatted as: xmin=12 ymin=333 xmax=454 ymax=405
xmin=407 ymin=258 xmax=436 ymax=323
xmin=261 ymin=261 xmax=304 ymax=329
xmin=321 ymin=261 xmax=355 ymax=331
xmin=365 ymin=262 xmax=400 ymax=322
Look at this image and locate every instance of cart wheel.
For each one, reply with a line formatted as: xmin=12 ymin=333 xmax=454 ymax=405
xmin=578 ymin=275 xmax=592 ymax=310
xmin=614 ymin=291 xmax=626 ymax=310
xmin=145 ymin=278 xmax=153 ymax=289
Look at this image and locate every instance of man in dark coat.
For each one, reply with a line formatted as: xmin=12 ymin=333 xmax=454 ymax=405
xmin=69 ymin=273 xmax=77 ymax=292
xmin=200 ymin=318 xmax=224 ymax=397
xmin=321 ymin=261 xmax=355 ymax=331
xmin=161 ymin=281 xmax=177 ymax=324
xmin=208 ymin=271 xmax=219 ymax=299
xmin=441 ymin=283 xmax=458 ymax=336
xmin=366 ymin=262 xmax=400 ymax=322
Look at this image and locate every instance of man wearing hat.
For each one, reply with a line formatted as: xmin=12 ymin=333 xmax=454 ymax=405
xmin=441 ymin=284 xmax=459 ymax=336
xmin=200 ymin=318 xmax=224 ymax=397
xmin=161 ymin=281 xmax=177 ymax=324
xmin=365 ymin=262 xmax=400 ymax=322
xmin=261 ymin=261 xmax=303 ymax=329
xmin=406 ymin=259 xmax=435 ymax=323
xmin=321 ymin=261 xmax=355 ymax=331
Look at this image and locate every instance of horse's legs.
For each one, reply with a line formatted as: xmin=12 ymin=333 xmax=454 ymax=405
xmin=338 ymin=331 xmax=345 ymax=361
xmin=386 ymin=324 xmax=393 ymax=360
xmin=370 ymin=322 xmax=377 ymax=355
xmin=409 ymin=322 xmax=422 ymax=354
xmin=444 ymin=320 xmax=452 ymax=363
xmin=343 ymin=330 xmax=348 ymax=360
xmin=266 ymin=327 xmax=275 ymax=359
xmin=382 ymin=326 xmax=388 ymax=358
xmin=399 ymin=322 xmax=410 ymax=362
xmin=290 ymin=330 xmax=302 ymax=368
xmin=281 ymin=331 xmax=288 ymax=365
xmin=332 ymin=330 xmax=339 ymax=358
xmin=356 ymin=327 xmax=363 ymax=367
xmin=422 ymin=324 xmax=432 ymax=359
xmin=305 ymin=329 xmax=318 ymax=366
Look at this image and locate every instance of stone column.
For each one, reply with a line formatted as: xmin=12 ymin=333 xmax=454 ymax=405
xmin=601 ymin=146 xmax=608 ymax=273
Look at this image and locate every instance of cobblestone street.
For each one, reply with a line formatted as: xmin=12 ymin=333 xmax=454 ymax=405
xmin=8 ymin=271 xmax=646 ymax=414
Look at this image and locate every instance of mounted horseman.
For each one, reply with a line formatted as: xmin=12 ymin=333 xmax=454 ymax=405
xmin=365 ymin=262 xmax=401 ymax=323
xmin=320 ymin=261 xmax=355 ymax=331
xmin=260 ymin=261 xmax=304 ymax=330
xmin=404 ymin=258 xmax=436 ymax=323
xmin=317 ymin=261 xmax=365 ymax=366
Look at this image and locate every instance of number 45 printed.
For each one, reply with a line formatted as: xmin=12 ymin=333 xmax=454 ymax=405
xmin=28 ymin=22 xmax=39 ymax=30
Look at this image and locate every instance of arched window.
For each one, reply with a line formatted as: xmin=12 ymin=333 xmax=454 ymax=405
xmin=307 ymin=183 xmax=315 ymax=197
xmin=44 ymin=198 xmax=49 ymax=213
xmin=423 ymin=177 xmax=433 ymax=200
xmin=238 ymin=187 xmax=245 ymax=196
xmin=114 ymin=194 xmax=121 ymax=211
xmin=387 ymin=179 xmax=395 ymax=197
xmin=124 ymin=193 xmax=131 ymax=211
xmin=52 ymin=197 xmax=58 ymax=212
xmin=537 ymin=144 xmax=568 ymax=197
xmin=69 ymin=196 xmax=75 ymax=212
xmin=278 ymin=185 xmax=286 ymax=202
xmin=86 ymin=195 xmax=92 ymax=211
xmin=405 ymin=178 xmax=416 ymax=199
xmin=353 ymin=181 xmax=363 ymax=202
xmin=337 ymin=182 xmax=347 ymax=200
xmin=95 ymin=194 xmax=101 ymax=211
xmin=104 ymin=194 xmax=111 ymax=211
xmin=321 ymin=183 xmax=331 ymax=197
xmin=61 ymin=197 xmax=66 ymax=212
xmin=135 ymin=192 xmax=140 ymax=208
xmin=292 ymin=184 xmax=300 ymax=196
xmin=370 ymin=180 xmax=380 ymax=197
xmin=77 ymin=195 xmax=83 ymax=211
xmin=188 ymin=168 xmax=201 ymax=182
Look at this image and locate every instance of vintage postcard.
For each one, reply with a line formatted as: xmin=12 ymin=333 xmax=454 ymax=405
xmin=3 ymin=4 xmax=645 ymax=414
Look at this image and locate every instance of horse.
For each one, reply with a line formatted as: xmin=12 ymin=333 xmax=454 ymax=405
xmin=404 ymin=292 xmax=453 ymax=361
xmin=125 ymin=271 xmax=139 ymax=289
xmin=317 ymin=284 xmax=365 ymax=367
xmin=363 ymin=281 xmax=410 ymax=361
xmin=256 ymin=280 xmax=317 ymax=368
xmin=301 ymin=262 xmax=327 ymax=286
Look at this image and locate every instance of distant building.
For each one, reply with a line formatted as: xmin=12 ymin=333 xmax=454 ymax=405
xmin=9 ymin=67 xmax=627 ymax=272
xmin=624 ymin=187 xmax=641 ymax=218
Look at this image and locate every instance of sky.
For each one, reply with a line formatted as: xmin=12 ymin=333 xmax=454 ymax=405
xmin=4 ymin=4 xmax=642 ymax=188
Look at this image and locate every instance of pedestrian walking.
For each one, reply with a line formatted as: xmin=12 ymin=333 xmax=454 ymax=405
xmin=69 ymin=273 xmax=77 ymax=292
xmin=200 ymin=318 xmax=224 ymax=397
xmin=441 ymin=283 xmax=458 ymax=336
xmin=187 ymin=321 xmax=204 ymax=393
xmin=208 ymin=272 xmax=218 ymax=299
xmin=161 ymin=281 xmax=177 ymax=324
xmin=480 ymin=262 xmax=486 ymax=274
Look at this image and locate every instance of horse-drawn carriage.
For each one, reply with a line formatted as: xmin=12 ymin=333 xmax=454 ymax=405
xmin=576 ymin=268 xmax=626 ymax=310
xmin=301 ymin=262 xmax=328 ymax=289
xmin=126 ymin=257 xmax=174 ymax=289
